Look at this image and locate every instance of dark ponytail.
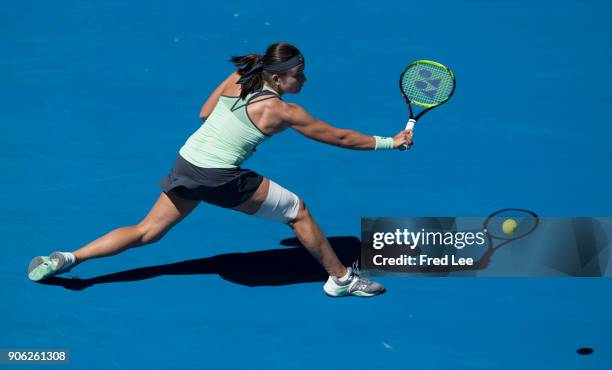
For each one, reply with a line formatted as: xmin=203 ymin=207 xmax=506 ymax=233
xmin=230 ymin=53 xmax=264 ymax=99
xmin=231 ymin=42 xmax=302 ymax=99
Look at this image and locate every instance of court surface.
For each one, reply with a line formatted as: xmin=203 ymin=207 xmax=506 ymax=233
xmin=2 ymin=0 xmax=611 ymax=369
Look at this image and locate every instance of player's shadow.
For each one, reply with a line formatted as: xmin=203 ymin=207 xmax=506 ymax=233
xmin=39 ymin=236 xmax=361 ymax=291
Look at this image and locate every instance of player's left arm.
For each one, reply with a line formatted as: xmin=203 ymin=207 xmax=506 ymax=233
xmin=199 ymin=72 xmax=240 ymax=121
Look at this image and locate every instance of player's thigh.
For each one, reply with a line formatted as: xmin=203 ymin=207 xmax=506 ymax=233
xmin=232 ymin=178 xmax=300 ymax=224
xmin=140 ymin=191 xmax=199 ymax=231
xmin=232 ymin=178 xmax=270 ymax=215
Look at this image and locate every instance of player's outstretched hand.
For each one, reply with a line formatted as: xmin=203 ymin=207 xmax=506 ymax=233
xmin=393 ymin=129 xmax=413 ymax=149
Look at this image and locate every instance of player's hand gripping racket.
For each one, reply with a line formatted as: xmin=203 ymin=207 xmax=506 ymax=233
xmin=399 ymin=60 xmax=456 ymax=151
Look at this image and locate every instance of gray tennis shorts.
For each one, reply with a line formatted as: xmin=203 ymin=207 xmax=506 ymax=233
xmin=159 ymin=155 xmax=264 ymax=208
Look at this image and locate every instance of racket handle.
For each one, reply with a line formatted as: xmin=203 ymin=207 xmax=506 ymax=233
xmin=399 ymin=119 xmax=416 ymax=151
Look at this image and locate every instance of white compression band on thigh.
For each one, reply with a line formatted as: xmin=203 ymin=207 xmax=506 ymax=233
xmin=253 ymin=180 xmax=300 ymax=223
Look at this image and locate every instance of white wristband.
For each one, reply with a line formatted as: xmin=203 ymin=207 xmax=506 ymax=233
xmin=374 ymin=136 xmax=394 ymax=150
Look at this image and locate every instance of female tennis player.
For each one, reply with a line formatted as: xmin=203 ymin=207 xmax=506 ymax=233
xmin=28 ymin=42 xmax=413 ymax=297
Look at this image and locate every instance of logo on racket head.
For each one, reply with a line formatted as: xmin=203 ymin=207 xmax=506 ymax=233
xmin=414 ymin=69 xmax=441 ymax=99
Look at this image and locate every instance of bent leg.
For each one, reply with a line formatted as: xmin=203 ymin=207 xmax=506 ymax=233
xmin=233 ymin=178 xmax=347 ymax=278
xmin=288 ymin=200 xmax=347 ymax=278
xmin=73 ymin=191 xmax=199 ymax=264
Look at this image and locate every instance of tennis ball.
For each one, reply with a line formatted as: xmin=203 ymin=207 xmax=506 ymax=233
xmin=502 ymin=219 xmax=518 ymax=235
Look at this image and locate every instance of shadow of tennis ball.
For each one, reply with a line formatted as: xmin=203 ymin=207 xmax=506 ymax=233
xmin=576 ymin=347 xmax=594 ymax=355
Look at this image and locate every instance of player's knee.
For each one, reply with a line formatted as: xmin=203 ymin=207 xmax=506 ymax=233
xmin=136 ymin=221 xmax=167 ymax=245
xmin=289 ymin=200 xmax=311 ymax=226
xmin=295 ymin=200 xmax=310 ymax=220
xmin=142 ymin=229 xmax=166 ymax=245
xmin=253 ymin=180 xmax=300 ymax=224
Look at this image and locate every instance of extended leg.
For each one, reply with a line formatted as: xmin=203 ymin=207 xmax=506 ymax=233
xmin=73 ymin=191 xmax=199 ymax=264
xmin=28 ymin=191 xmax=198 ymax=281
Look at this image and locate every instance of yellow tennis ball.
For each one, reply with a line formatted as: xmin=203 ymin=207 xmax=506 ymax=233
xmin=502 ymin=219 xmax=518 ymax=235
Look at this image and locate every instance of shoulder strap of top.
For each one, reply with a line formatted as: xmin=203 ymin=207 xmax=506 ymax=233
xmin=230 ymin=87 xmax=281 ymax=112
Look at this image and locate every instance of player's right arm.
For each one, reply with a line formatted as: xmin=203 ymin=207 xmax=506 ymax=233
xmin=281 ymin=103 xmax=412 ymax=150
xmin=199 ymin=72 xmax=240 ymax=121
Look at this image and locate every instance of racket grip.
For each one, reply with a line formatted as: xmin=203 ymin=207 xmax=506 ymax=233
xmin=405 ymin=118 xmax=416 ymax=131
xmin=399 ymin=119 xmax=416 ymax=151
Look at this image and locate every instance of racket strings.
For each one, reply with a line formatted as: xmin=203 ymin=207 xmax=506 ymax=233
xmin=401 ymin=64 xmax=454 ymax=106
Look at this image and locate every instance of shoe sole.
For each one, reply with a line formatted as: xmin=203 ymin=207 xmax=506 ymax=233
xmin=323 ymin=285 xmax=386 ymax=298
xmin=28 ymin=252 xmax=70 ymax=282
xmin=28 ymin=256 xmax=51 ymax=281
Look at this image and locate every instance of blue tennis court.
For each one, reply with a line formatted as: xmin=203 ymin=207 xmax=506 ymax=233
xmin=2 ymin=0 xmax=611 ymax=368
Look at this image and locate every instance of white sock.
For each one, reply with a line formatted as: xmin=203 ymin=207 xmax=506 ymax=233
xmin=58 ymin=252 xmax=76 ymax=267
xmin=337 ymin=268 xmax=352 ymax=283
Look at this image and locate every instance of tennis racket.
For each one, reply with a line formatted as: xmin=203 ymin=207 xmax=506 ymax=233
xmin=477 ymin=208 xmax=539 ymax=268
xmin=399 ymin=60 xmax=456 ymax=151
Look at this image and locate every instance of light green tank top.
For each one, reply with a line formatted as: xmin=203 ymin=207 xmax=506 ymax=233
xmin=179 ymin=85 xmax=280 ymax=168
